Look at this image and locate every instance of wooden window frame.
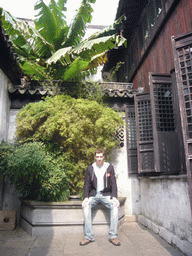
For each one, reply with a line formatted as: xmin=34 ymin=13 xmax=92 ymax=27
xmin=126 ymin=105 xmax=138 ymax=174
xmin=135 ymin=92 xmax=155 ymax=174
xmin=149 ymin=73 xmax=182 ymax=174
xmin=134 ymin=73 xmax=184 ymax=175
xmin=172 ymin=32 xmax=192 ymax=214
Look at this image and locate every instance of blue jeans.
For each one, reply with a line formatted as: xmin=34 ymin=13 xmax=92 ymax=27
xmin=83 ymin=192 xmax=119 ymax=240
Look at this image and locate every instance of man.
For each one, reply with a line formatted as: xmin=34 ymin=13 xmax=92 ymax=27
xmin=80 ymin=148 xmax=121 ymax=246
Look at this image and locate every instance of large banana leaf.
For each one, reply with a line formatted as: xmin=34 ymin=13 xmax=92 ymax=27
xmin=46 ymin=46 xmax=72 ymax=65
xmin=74 ymin=34 xmax=126 ymax=55
xmin=34 ymin=0 xmax=67 ymax=44
xmin=63 ymin=57 xmax=90 ymax=81
xmin=21 ymin=61 xmax=49 ymax=80
xmin=0 ymin=8 xmax=54 ymax=59
xmin=47 ymin=34 xmax=126 ymax=67
xmin=64 ymin=0 xmax=96 ymax=47
xmin=88 ymin=15 xmax=126 ymax=40
xmin=84 ymin=52 xmax=108 ymax=70
xmin=50 ymin=34 xmax=126 ymax=81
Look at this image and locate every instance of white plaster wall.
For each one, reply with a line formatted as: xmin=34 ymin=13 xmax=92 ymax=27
xmin=110 ymin=126 xmax=141 ymax=217
xmin=0 ymin=69 xmax=11 ymax=210
xmin=8 ymin=109 xmax=20 ymax=141
xmin=0 ymin=69 xmax=21 ymax=218
xmin=2 ymin=179 xmax=21 ymax=214
xmin=1 ymin=109 xmax=21 ymax=221
xmin=139 ymin=176 xmax=192 ymax=243
xmin=0 ymin=69 xmax=11 ymax=142
xmin=128 ymin=177 xmax=141 ymax=216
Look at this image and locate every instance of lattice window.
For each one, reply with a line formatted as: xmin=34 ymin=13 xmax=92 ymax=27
xmin=137 ymin=100 xmax=153 ymax=141
xmin=127 ymin=111 xmax=137 ymax=148
xmin=153 ymin=83 xmax=175 ymax=131
xmin=178 ymin=45 xmax=192 ymax=138
xmin=114 ymin=126 xmax=124 ymax=148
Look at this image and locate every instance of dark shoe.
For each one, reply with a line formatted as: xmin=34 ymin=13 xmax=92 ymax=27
xmin=109 ymin=238 xmax=121 ymax=246
xmin=79 ymin=238 xmax=94 ymax=246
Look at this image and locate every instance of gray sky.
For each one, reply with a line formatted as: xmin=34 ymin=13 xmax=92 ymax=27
xmin=0 ymin=0 xmax=119 ymax=25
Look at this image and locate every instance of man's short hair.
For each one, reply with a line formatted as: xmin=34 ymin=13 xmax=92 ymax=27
xmin=95 ymin=148 xmax=105 ymax=156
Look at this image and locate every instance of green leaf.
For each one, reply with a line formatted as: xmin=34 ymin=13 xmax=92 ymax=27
xmin=64 ymin=0 xmax=95 ymax=47
xmin=0 ymin=9 xmax=53 ymax=58
xmin=35 ymin=0 xmax=58 ymax=43
xmin=63 ymin=58 xmax=89 ymax=81
xmin=48 ymin=34 xmax=126 ymax=72
xmin=34 ymin=0 xmax=67 ymax=44
xmin=73 ymin=35 xmax=116 ymax=54
xmin=88 ymin=15 xmax=126 ymax=40
xmin=84 ymin=52 xmax=108 ymax=70
xmin=72 ymin=34 xmax=126 ymax=62
xmin=57 ymin=0 xmax=67 ymax=11
xmin=46 ymin=46 xmax=72 ymax=65
xmin=21 ymin=61 xmax=49 ymax=80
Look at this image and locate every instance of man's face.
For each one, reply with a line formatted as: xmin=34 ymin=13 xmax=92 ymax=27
xmin=95 ymin=153 xmax=105 ymax=167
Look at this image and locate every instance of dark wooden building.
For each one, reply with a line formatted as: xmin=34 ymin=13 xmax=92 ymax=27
xmin=106 ymin=0 xmax=192 ymax=88
xmin=104 ymin=0 xmax=192 ymax=254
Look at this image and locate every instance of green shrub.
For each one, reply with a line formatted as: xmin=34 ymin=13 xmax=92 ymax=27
xmin=15 ymin=95 xmax=123 ymax=195
xmin=3 ymin=142 xmax=69 ymax=202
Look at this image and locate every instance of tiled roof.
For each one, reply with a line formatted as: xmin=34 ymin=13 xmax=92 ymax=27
xmin=8 ymin=81 xmax=141 ymax=98
xmin=101 ymin=82 xmax=139 ymax=98
xmin=0 ymin=20 xmax=22 ymax=84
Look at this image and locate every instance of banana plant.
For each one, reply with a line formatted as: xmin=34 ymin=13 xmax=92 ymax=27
xmin=0 ymin=0 xmax=126 ymax=82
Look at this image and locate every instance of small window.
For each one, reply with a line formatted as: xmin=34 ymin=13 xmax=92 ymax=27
xmin=126 ymin=106 xmax=138 ymax=174
xmin=148 ymin=0 xmax=162 ymax=29
xmin=137 ymin=100 xmax=153 ymax=141
xmin=153 ymin=83 xmax=175 ymax=132
xmin=115 ymin=126 xmax=125 ymax=148
xmin=135 ymin=93 xmax=155 ymax=173
xmin=156 ymin=0 xmax=162 ymax=18
xmin=138 ymin=23 xmax=144 ymax=49
xmin=148 ymin=0 xmax=156 ymax=29
xmin=143 ymin=12 xmax=149 ymax=41
xmin=127 ymin=111 xmax=137 ymax=148
xmin=177 ymin=45 xmax=192 ymax=138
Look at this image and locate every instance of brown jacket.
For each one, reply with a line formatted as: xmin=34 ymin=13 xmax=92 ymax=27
xmin=83 ymin=163 xmax=118 ymax=199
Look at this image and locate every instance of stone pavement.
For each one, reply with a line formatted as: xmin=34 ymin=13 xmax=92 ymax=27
xmin=0 ymin=222 xmax=185 ymax=256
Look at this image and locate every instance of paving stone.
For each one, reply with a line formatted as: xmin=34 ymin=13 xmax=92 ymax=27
xmin=64 ymin=234 xmax=101 ymax=255
xmin=0 ymin=222 xmax=186 ymax=256
xmin=0 ymin=240 xmax=34 ymax=256
xmin=26 ymin=246 xmax=65 ymax=256
xmin=31 ymin=235 xmax=65 ymax=249
xmin=97 ymin=232 xmax=145 ymax=256
xmin=0 ymin=247 xmax=28 ymax=256
xmin=120 ymin=222 xmax=148 ymax=234
xmin=122 ymin=224 xmax=184 ymax=256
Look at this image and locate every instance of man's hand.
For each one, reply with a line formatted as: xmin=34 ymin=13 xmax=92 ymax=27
xmin=82 ymin=198 xmax=89 ymax=208
xmin=112 ymin=197 xmax=120 ymax=208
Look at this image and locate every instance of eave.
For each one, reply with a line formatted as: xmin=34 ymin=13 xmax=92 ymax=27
xmin=8 ymin=81 xmax=140 ymax=99
xmin=104 ymin=0 xmax=149 ymax=72
xmin=0 ymin=20 xmax=22 ymax=85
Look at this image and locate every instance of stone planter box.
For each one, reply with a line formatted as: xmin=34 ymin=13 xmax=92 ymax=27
xmin=20 ymin=197 xmax=126 ymax=236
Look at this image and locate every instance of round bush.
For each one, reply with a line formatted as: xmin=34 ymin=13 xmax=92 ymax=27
xmin=15 ymin=95 xmax=123 ymax=195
